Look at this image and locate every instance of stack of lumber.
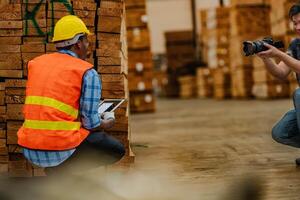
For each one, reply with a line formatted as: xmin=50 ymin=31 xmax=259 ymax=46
xmin=73 ymin=0 xmax=97 ymax=65
xmin=153 ymin=69 xmax=168 ymax=97
xmin=125 ymin=0 xmax=155 ymax=113
xmin=178 ymin=75 xmax=196 ymax=98
xmin=196 ymin=67 xmax=214 ymax=98
xmin=252 ymin=55 xmax=290 ymax=99
xmin=165 ymin=30 xmax=196 ymax=97
xmin=229 ymin=1 xmax=271 ymax=98
xmin=212 ymin=67 xmax=231 ymax=99
xmin=200 ymin=7 xmax=231 ymax=99
xmin=0 ymin=0 xmax=133 ymax=177
xmin=97 ymin=0 xmax=134 ymax=167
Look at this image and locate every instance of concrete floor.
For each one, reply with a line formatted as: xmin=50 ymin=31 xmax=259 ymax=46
xmin=129 ymin=98 xmax=300 ymax=200
xmin=2 ymin=98 xmax=300 ymax=200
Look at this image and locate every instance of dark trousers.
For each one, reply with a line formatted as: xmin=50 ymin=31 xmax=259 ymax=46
xmin=272 ymin=88 xmax=300 ymax=148
xmin=45 ymin=131 xmax=125 ymax=175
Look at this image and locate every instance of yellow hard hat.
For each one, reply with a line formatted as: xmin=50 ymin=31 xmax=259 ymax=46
xmin=52 ymin=15 xmax=91 ymax=42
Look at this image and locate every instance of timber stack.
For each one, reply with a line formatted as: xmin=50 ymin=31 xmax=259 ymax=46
xmin=200 ymin=7 xmax=231 ymax=99
xmin=229 ymin=0 xmax=271 ymax=98
xmin=165 ymin=30 xmax=196 ymax=97
xmin=125 ymin=0 xmax=156 ymax=113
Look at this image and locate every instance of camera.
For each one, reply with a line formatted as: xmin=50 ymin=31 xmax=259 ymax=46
xmin=243 ymin=37 xmax=284 ymax=56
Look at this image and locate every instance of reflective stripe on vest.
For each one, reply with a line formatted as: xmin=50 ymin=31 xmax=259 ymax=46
xmin=23 ymin=120 xmax=81 ymax=131
xmin=25 ymin=96 xmax=78 ymax=119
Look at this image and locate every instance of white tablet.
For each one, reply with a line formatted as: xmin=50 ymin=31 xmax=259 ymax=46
xmin=98 ymin=99 xmax=125 ymax=114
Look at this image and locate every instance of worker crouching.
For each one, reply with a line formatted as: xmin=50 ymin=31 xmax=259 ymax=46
xmin=17 ymin=15 xmax=125 ymax=175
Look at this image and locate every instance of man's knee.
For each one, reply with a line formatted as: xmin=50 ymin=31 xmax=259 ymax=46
xmin=293 ymin=88 xmax=300 ymax=101
xmin=271 ymin=125 xmax=284 ymax=143
xmin=115 ymin=143 xmax=125 ymax=161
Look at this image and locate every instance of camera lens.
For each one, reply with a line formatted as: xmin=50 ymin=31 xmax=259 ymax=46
xmin=243 ymin=41 xmax=255 ymax=56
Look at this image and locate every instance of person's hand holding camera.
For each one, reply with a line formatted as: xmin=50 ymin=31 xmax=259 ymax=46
xmin=257 ymin=43 xmax=282 ymax=59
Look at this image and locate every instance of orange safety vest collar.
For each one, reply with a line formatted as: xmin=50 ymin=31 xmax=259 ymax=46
xmin=17 ymin=53 xmax=93 ymax=150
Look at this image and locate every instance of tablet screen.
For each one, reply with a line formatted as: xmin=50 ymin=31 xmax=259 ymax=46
xmin=98 ymin=99 xmax=125 ymax=114
xmin=98 ymin=102 xmax=114 ymax=114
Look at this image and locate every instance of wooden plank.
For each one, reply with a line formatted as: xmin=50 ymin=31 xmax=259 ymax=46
xmin=125 ymin=0 xmax=145 ymax=8
xmin=96 ymin=42 xmax=121 ymax=57
xmin=102 ymin=90 xmax=125 ymax=99
xmin=23 ymin=19 xmax=47 ymax=28
xmin=6 ymin=104 xmax=23 ymax=120
xmin=0 ymin=106 xmax=6 ymax=114
xmin=102 ymin=81 xmax=125 ymax=91
xmin=0 ymin=3 xmax=22 ymax=20
xmin=97 ymin=33 xmax=121 ymax=42
xmin=21 ymin=44 xmax=45 ymax=53
xmin=98 ymin=56 xmax=121 ymax=66
xmin=98 ymin=1 xmax=123 ymax=17
xmin=23 ymin=36 xmax=46 ymax=44
xmin=0 ymin=139 xmax=8 ymax=155
xmin=0 ymin=53 xmax=22 ymax=70
xmin=6 ymin=95 xmax=25 ymax=104
xmin=98 ymin=16 xmax=122 ymax=33
xmin=5 ymin=79 xmax=26 ymax=88
xmin=7 ymin=121 xmax=22 ymax=145
xmin=0 ymin=130 xmax=6 ymax=139
xmin=0 ymin=37 xmax=22 ymax=45
xmin=97 ymin=66 xmax=122 ymax=74
xmin=0 ymin=70 xmax=23 ymax=78
xmin=73 ymin=1 xmax=97 ymax=11
xmin=0 ymin=45 xmax=21 ymax=53
xmin=101 ymin=74 xmax=126 ymax=82
xmin=0 ymin=29 xmax=23 ymax=37
xmin=6 ymin=88 xmax=25 ymax=96
xmin=0 ymin=91 xmax=5 ymax=105
xmin=0 ymin=21 xmax=22 ymax=29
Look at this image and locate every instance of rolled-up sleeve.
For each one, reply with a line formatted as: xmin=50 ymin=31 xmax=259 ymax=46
xmin=80 ymin=69 xmax=102 ymax=129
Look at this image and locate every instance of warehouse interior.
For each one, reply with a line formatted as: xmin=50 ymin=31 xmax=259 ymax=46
xmin=1 ymin=0 xmax=300 ymax=199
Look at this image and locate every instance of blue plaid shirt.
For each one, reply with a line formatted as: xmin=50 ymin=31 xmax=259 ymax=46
xmin=23 ymin=50 xmax=102 ymax=167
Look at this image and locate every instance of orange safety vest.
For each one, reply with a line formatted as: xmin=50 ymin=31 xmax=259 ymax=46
xmin=17 ymin=53 xmax=93 ymax=150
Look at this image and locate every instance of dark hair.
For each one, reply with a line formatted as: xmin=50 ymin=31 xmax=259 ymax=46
xmin=55 ymin=35 xmax=86 ymax=51
xmin=289 ymin=4 xmax=300 ymax=20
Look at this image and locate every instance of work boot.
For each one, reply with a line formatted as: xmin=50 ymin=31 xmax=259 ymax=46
xmin=295 ymin=158 xmax=300 ymax=166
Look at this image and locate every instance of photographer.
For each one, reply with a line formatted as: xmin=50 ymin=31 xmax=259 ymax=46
xmin=257 ymin=4 xmax=300 ymax=165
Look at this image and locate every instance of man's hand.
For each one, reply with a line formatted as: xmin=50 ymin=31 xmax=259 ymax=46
xmin=102 ymin=112 xmax=115 ymax=120
xmin=257 ymin=43 xmax=281 ymax=58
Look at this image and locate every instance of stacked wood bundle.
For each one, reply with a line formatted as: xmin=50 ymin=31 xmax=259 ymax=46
xmin=153 ymin=69 xmax=168 ymax=97
xmin=252 ymin=56 xmax=290 ymax=99
xmin=73 ymin=0 xmax=97 ymax=65
xmin=165 ymin=30 xmax=196 ymax=97
xmin=229 ymin=1 xmax=271 ymax=98
xmin=196 ymin=67 xmax=214 ymax=98
xmin=178 ymin=75 xmax=196 ymax=99
xmin=0 ymin=0 xmax=133 ymax=177
xmin=97 ymin=0 xmax=134 ymax=166
xmin=200 ymin=7 xmax=231 ymax=99
xmin=212 ymin=67 xmax=231 ymax=99
xmin=125 ymin=0 xmax=155 ymax=113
